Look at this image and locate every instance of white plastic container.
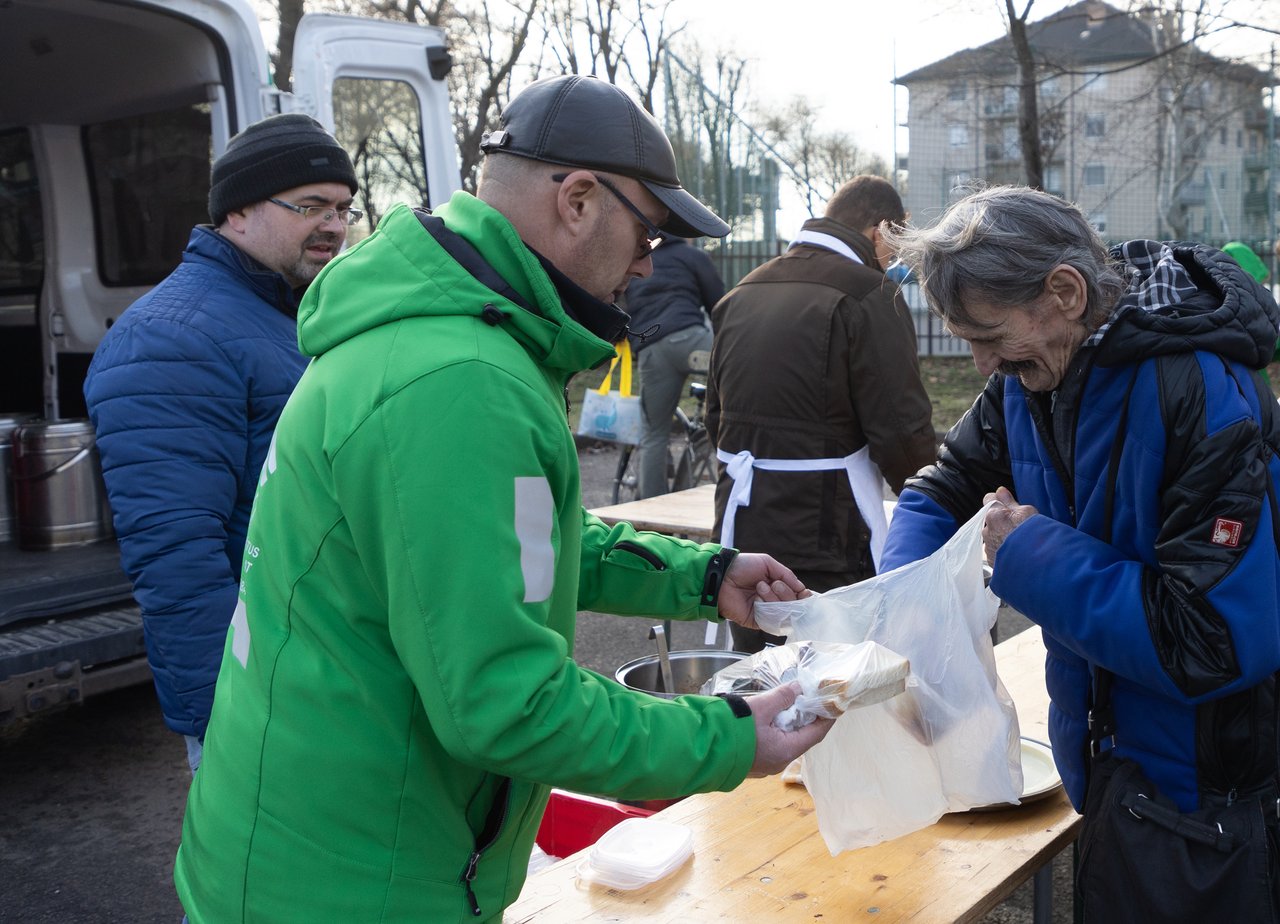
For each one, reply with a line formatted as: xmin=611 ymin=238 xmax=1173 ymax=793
xmin=576 ymin=818 xmax=693 ymax=890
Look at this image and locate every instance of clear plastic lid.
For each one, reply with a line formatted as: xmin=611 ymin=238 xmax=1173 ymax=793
xmin=576 ymin=818 xmax=694 ymax=889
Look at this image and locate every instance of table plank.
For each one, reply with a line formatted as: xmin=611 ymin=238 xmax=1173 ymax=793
xmin=506 ymin=626 xmax=1075 ymax=923
xmin=589 ymin=483 xmax=718 ymax=541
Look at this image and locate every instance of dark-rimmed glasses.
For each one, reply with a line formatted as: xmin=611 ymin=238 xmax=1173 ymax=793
xmin=550 ymin=173 xmax=664 ymax=259
xmin=268 ymin=197 xmax=364 ymax=227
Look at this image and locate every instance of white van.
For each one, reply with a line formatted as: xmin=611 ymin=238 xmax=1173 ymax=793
xmin=0 ymin=0 xmax=460 ymax=725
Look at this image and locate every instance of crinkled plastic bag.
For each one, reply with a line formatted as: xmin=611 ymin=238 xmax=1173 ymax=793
xmin=699 ymin=639 xmax=910 ymax=731
xmin=752 ymin=504 xmax=1022 ymax=853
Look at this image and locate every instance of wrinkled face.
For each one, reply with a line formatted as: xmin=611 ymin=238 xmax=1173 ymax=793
xmin=946 ymin=290 xmax=1087 ymax=393
xmin=235 ymin=181 xmax=354 ymax=289
xmin=573 ymin=176 xmax=667 ymax=304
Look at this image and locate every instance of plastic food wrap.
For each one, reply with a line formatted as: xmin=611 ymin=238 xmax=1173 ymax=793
xmin=700 ymin=639 xmax=909 ymax=731
xmin=746 ymin=504 xmax=1023 ymax=854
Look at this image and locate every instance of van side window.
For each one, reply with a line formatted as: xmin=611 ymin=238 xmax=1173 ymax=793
xmin=84 ymin=104 xmax=212 ymax=286
xmin=332 ymin=77 xmax=426 ymax=238
xmin=0 ymin=128 xmax=43 ymax=293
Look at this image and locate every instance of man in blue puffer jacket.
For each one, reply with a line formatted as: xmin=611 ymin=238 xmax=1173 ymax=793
xmin=882 ymin=186 xmax=1280 ymax=918
xmin=84 ymin=114 xmax=359 ymax=771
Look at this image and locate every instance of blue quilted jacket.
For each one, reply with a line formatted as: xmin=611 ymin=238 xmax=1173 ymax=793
xmin=84 ymin=227 xmax=307 ymax=739
xmin=882 ymin=242 xmax=1280 ymax=813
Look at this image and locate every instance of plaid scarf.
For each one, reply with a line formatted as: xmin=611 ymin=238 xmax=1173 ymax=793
xmin=1084 ymin=240 xmax=1201 ymax=347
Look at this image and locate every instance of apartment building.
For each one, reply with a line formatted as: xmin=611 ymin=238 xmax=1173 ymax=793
xmin=896 ymin=0 xmax=1274 ymax=249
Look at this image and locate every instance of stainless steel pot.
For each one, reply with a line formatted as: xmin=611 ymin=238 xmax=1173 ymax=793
xmin=0 ymin=412 xmax=38 ymax=542
xmin=11 ymin=419 xmax=114 ymax=550
xmin=615 ymin=649 xmax=748 ymax=699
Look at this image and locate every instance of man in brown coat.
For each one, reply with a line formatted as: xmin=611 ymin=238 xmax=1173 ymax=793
xmin=706 ymin=175 xmax=937 ymax=651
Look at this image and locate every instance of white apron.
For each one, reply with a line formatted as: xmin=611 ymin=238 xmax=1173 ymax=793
xmin=707 ymin=230 xmax=884 ymax=647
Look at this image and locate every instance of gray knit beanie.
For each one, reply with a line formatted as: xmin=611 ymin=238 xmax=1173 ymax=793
xmin=208 ymin=113 xmax=358 ymax=225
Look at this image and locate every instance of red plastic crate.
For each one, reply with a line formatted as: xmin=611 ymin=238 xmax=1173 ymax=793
xmin=535 ymin=790 xmax=655 ymax=859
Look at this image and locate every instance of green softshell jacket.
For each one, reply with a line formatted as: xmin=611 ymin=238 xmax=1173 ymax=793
xmin=174 ymin=195 xmax=755 ymax=923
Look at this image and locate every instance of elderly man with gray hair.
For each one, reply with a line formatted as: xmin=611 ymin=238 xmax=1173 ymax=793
xmin=880 ymin=185 xmax=1280 ymax=921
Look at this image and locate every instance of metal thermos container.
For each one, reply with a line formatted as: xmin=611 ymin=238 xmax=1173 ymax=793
xmin=0 ymin=412 xmax=38 ymax=541
xmin=11 ymin=418 xmax=114 ymax=550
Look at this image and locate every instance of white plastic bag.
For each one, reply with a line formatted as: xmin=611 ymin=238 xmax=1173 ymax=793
xmin=576 ymin=341 xmax=643 ymax=445
xmin=753 ymin=504 xmax=1022 ymax=853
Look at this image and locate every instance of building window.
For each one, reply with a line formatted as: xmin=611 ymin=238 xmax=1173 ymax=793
xmin=1089 ymin=213 xmax=1107 ymax=235
xmin=1040 ymin=76 xmax=1061 ymax=99
xmin=1238 ymin=129 xmax=1243 ymax=148
xmin=1085 ymin=71 xmax=1108 ymax=92
xmin=949 ymin=124 xmax=969 ymax=148
xmin=1044 ymin=165 xmax=1065 ymax=197
xmin=1083 ymin=164 xmax=1105 ymax=186
xmin=1002 ymin=124 xmax=1019 ymax=158
xmin=1085 ymin=113 xmax=1105 ymax=138
xmin=948 ymin=82 xmax=967 ymax=101
xmin=1220 ymin=126 xmax=1227 ymax=145
xmin=1220 ymin=169 xmax=1227 ymax=190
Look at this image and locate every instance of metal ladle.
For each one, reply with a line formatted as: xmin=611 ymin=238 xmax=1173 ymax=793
xmin=649 ymin=624 xmax=676 ymax=695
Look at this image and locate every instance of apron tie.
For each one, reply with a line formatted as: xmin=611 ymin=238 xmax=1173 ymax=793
xmin=715 ymin=446 xmax=888 ymax=569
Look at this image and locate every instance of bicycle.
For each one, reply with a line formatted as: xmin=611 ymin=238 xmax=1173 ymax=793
xmin=611 ymin=350 xmax=716 ymax=504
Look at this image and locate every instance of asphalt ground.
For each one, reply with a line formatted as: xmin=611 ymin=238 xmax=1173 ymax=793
xmin=0 ymin=436 xmax=1073 ymax=923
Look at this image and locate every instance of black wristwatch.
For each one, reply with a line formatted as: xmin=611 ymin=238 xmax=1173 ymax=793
xmin=700 ymin=547 xmax=740 ymax=607
xmin=717 ymin=693 xmax=752 ymax=718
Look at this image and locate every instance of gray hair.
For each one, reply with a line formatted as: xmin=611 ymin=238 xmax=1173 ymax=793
xmin=882 ymin=185 xmax=1126 ymax=330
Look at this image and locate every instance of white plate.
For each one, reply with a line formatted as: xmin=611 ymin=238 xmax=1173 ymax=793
xmin=967 ymin=736 xmax=1062 ymax=812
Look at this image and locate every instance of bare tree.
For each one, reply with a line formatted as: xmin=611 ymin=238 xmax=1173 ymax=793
xmin=760 ymin=99 xmax=890 ymax=215
xmin=538 ymin=0 xmax=681 ymax=113
xmin=449 ymin=0 xmax=540 ymax=190
xmin=1005 ymin=0 xmax=1045 ymax=188
xmin=273 ymin=0 xmax=306 ymax=92
xmin=263 ymin=0 xmax=538 ymax=193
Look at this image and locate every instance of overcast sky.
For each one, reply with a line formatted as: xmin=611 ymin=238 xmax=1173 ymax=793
xmin=680 ymin=0 xmax=1279 ymax=161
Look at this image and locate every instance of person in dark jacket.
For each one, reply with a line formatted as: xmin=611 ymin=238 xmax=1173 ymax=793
xmin=707 ymin=175 xmax=937 ymax=652
xmin=881 ymin=186 xmax=1280 ymax=917
xmin=83 ymin=114 xmax=359 ymax=772
xmin=624 ymin=235 xmax=725 ymax=497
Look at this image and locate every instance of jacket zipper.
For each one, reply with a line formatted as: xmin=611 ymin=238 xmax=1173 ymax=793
xmin=614 ymin=541 xmax=667 ymax=570
xmin=460 ymin=776 xmax=513 ymax=917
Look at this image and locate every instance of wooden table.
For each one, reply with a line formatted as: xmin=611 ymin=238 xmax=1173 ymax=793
xmin=506 ymin=626 xmax=1077 ymax=923
xmin=589 ymin=483 xmax=719 ymax=541
xmin=589 ymin=483 xmax=898 ymax=545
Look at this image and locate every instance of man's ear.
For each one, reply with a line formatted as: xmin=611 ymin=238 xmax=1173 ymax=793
xmin=221 ymin=206 xmax=253 ymax=236
xmin=1044 ymin=263 xmax=1088 ymax=320
xmin=554 ymin=170 xmax=600 ymax=236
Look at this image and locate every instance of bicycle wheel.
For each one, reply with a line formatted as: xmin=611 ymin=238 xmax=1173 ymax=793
xmin=612 ymin=444 xmax=640 ymax=504
xmin=672 ymin=428 xmax=715 ymax=492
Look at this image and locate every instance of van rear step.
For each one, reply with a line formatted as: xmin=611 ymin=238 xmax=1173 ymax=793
xmin=0 ymin=604 xmax=148 ymax=726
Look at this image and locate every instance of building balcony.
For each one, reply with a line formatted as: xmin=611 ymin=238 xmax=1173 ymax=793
xmin=1244 ymin=190 xmax=1271 ymax=212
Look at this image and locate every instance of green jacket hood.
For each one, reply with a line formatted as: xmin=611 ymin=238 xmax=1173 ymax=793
xmin=296 ymin=192 xmax=616 ymax=377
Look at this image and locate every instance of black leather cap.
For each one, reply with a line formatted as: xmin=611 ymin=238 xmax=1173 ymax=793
xmin=479 ymin=76 xmax=729 ymax=239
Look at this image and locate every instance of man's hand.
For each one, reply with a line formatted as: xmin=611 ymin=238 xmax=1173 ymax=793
xmin=717 ymin=553 xmax=809 ymax=629
xmin=745 ymin=682 xmax=835 ymax=777
xmin=982 ymin=486 xmax=1038 ymax=565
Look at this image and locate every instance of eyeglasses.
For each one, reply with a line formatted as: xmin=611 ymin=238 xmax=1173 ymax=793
xmin=550 ymin=173 xmax=664 ymax=259
xmin=268 ymin=197 xmax=364 ymax=227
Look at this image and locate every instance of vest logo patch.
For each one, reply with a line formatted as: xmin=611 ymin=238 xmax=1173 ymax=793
xmin=1211 ymin=517 xmax=1243 ymax=548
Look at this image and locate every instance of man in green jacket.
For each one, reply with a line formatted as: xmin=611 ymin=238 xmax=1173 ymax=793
xmin=175 ymin=76 xmax=833 ymax=923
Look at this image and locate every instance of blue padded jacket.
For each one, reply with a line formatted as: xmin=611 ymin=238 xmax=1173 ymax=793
xmin=84 ymin=227 xmax=307 ymax=739
xmin=882 ymin=242 xmax=1280 ymax=813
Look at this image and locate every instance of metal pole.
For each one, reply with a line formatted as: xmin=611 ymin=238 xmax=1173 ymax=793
xmin=1269 ymin=45 xmax=1277 ymax=288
